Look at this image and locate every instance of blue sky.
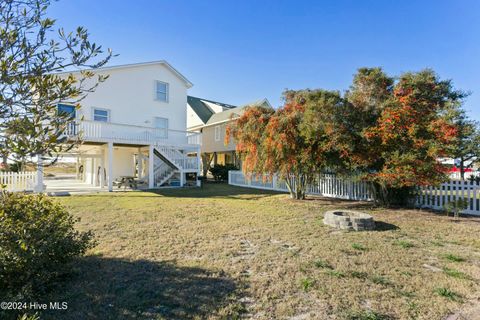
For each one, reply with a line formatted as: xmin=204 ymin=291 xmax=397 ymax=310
xmin=50 ymin=0 xmax=480 ymax=119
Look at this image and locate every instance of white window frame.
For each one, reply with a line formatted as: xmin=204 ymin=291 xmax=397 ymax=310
xmin=92 ymin=107 xmax=110 ymax=122
xmin=155 ymin=80 xmax=169 ymax=102
xmin=214 ymin=125 xmax=221 ymax=142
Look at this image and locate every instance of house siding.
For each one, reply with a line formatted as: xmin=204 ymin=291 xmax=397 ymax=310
xmin=201 ymin=122 xmax=236 ymax=153
xmin=73 ymin=64 xmax=188 ymax=132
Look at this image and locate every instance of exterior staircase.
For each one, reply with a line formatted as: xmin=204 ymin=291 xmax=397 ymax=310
xmin=154 ymin=161 xmax=175 ymax=187
xmin=154 ymin=145 xmax=199 ymax=171
xmin=152 ymin=150 xmax=176 ymax=187
xmin=152 ymin=145 xmax=199 ymax=187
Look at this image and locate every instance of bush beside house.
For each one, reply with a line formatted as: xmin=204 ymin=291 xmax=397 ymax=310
xmin=209 ymin=164 xmax=238 ymax=181
xmin=0 ymin=192 xmax=95 ymax=301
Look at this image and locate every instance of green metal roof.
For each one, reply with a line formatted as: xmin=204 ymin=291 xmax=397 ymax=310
xmin=187 ymin=96 xmax=237 ymax=124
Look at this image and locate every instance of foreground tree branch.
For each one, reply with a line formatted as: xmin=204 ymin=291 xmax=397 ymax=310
xmin=0 ymin=0 xmax=113 ymax=167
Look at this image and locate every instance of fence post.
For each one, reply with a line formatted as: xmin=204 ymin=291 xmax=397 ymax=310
xmin=33 ymin=156 xmax=45 ymax=193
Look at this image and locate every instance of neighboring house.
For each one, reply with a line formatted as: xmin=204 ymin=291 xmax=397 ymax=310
xmin=187 ymin=96 xmax=272 ymax=175
xmin=49 ymin=60 xmax=201 ymax=191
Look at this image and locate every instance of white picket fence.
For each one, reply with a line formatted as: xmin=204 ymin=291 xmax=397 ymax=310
xmin=229 ymin=171 xmax=480 ymax=216
xmin=0 ymin=171 xmax=37 ymax=192
xmin=228 ymin=170 xmax=374 ymax=201
xmin=416 ymin=180 xmax=480 ymax=216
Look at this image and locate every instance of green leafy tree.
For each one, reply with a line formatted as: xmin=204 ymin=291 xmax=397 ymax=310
xmin=0 ymin=0 xmax=113 ymax=166
xmin=450 ymin=111 xmax=480 ymax=179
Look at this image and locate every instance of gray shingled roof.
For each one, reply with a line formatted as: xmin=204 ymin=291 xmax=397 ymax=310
xmin=187 ymin=96 xmax=237 ymax=124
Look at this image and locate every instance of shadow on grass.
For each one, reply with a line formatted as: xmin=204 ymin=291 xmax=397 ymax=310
xmin=70 ymin=183 xmax=282 ymax=200
xmin=373 ymin=221 xmax=400 ymax=231
xmin=148 ymin=183 xmax=281 ymax=199
xmin=40 ymin=256 xmax=241 ymax=320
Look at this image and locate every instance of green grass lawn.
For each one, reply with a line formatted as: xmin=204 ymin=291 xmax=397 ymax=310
xmin=41 ymin=184 xmax=480 ymax=319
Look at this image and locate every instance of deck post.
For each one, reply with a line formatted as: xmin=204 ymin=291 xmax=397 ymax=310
xmin=137 ymin=148 xmax=143 ymax=179
xmin=102 ymin=149 xmax=107 ymax=187
xmin=89 ymin=157 xmax=95 ymax=185
xmin=196 ymin=146 xmax=201 ymax=187
xmin=148 ymin=145 xmax=154 ymax=188
xmin=33 ymin=155 xmax=44 ymax=193
xmin=75 ymin=157 xmax=80 ymax=180
xmin=93 ymin=157 xmax=99 ymax=187
xmin=107 ymin=142 xmax=113 ymax=192
xmin=180 ymin=170 xmax=185 ymax=187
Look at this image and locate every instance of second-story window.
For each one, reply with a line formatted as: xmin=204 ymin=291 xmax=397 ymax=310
xmin=57 ymin=104 xmax=76 ymax=119
xmin=214 ymin=125 xmax=221 ymax=141
xmin=155 ymin=81 xmax=169 ymax=102
xmin=93 ymin=108 xmax=110 ymax=122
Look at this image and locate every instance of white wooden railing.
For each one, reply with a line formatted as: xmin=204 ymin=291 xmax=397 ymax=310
xmin=228 ymin=171 xmax=374 ymax=201
xmin=66 ymin=120 xmax=202 ymax=146
xmin=0 ymin=171 xmax=37 ymax=192
xmin=416 ymin=180 xmax=480 ymax=216
xmin=154 ymin=145 xmax=199 ymax=170
xmin=187 ymin=132 xmax=202 ymax=145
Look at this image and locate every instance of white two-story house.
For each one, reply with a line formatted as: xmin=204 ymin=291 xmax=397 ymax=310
xmin=50 ymin=60 xmax=201 ymax=192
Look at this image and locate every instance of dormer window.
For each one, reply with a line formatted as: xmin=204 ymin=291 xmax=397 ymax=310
xmin=155 ymin=81 xmax=169 ymax=102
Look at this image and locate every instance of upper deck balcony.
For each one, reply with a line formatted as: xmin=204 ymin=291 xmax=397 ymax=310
xmin=65 ymin=120 xmax=201 ymax=147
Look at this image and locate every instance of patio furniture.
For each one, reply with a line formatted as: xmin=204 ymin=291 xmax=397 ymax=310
xmin=114 ymin=176 xmax=138 ymax=190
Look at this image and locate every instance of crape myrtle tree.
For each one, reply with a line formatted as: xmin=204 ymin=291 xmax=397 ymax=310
xmin=0 ymin=0 xmax=112 ymax=168
xmin=341 ymin=68 xmax=465 ymax=205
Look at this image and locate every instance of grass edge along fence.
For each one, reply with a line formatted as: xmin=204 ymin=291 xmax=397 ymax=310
xmin=228 ymin=170 xmax=374 ymax=201
xmin=228 ymin=170 xmax=480 ymax=216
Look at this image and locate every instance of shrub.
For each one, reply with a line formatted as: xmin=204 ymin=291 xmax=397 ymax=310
xmin=443 ymin=198 xmax=469 ymax=218
xmin=0 ymin=192 xmax=95 ymax=299
xmin=209 ymin=164 xmax=238 ymax=181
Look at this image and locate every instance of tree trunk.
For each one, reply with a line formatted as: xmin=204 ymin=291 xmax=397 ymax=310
xmin=460 ymin=157 xmax=465 ymax=180
xmin=201 ymin=153 xmax=213 ymax=177
xmin=287 ymin=174 xmax=306 ymax=200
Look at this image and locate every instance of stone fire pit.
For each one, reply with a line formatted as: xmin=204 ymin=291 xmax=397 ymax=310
xmin=323 ymin=210 xmax=375 ymax=231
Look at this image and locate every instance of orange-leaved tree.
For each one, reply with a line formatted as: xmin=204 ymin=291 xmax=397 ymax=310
xmin=227 ymin=90 xmax=342 ymax=199
xmin=341 ymin=68 xmax=465 ymax=205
